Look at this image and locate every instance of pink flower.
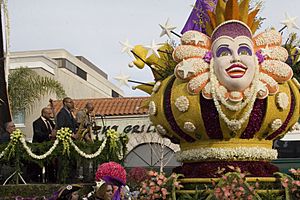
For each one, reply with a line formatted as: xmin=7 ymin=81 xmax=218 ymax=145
xmin=161 ymin=188 xmax=168 ymax=196
xmin=292 ymin=187 xmax=298 ymax=192
xmin=142 ymin=182 xmax=148 ymax=189
xmin=214 ymin=187 xmax=221 ymax=195
xmin=142 ymin=189 xmax=147 ymax=194
xmin=255 ymin=181 xmax=259 ymax=188
xmin=148 ymin=171 xmax=155 ymax=176
xmin=282 ymin=178 xmax=289 ymax=188
xmin=240 ymin=173 xmax=246 ymax=179
xmin=282 ymin=182 xmax=289 ymax=188
xmin=173 ymin=181 xmax=182 ymax=189
xmin=155 ymin=186 xmax=161 ymax=192
xmin=239 ymin=186 xmax=245 ymax=192
xmin=248 ymin=186 xmax=254 ymax=192
xmin=158 ymin=174 xmax=165 ymax=180
xmin=171 ymin=173 xmax=177 ymax=178
xmin=149 ymin=181 xmax=156 ymax=187
xmin=157 ymin=180 xmax=163 ymax=186
xmin=235 ymin=191 xmax=242 ymax=197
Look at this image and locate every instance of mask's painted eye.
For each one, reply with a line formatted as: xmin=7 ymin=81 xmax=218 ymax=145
xmin=238 ymin=46 xmax=252 ymax=56
xmin=216 ymin=46 xmax=232 ymax=57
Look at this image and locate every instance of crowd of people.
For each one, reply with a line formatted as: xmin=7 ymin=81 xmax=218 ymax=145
xmin=0 ymin=97 xmax=98 ymax=183
xmin=45 ymin=160 xmax=131 ymax=200
xmin=53 ymin=182 xmax=130 ymax=200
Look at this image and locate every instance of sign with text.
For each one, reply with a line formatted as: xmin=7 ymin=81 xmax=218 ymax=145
xmin=95 ymin=116 xmax=156 ymax=134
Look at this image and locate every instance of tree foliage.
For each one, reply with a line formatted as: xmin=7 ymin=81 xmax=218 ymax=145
xmin=8 ymin=67 xmax=66 ymax=112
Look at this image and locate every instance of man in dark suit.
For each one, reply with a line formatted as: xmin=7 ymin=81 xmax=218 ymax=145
xmin=30 ymin=107 xmax=56 ymax=183
xmin=56 ymin=97 xmax=78 ymax=182
xmin=33 ymin=107 xmax=55 ymax=143
xmin=56 ymin=97 xmax=78 ymax=138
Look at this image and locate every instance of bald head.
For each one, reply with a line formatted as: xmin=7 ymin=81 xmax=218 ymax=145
xmin=41 ymin=107 xmax=52 ymax=120
xmin=85 ymin=102 xmax=94 ymax=113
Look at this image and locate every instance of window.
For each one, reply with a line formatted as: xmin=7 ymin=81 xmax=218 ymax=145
xmin=124 ymin=143 xmax=181 ymax=174
xmin=76 ymin=67 xmax=87 ymax=80
xmin=274 ymin=139 xmax=300 ymax=158
xmin=112 ymin=90 xmax=120 ymax=97
xmin=13 ymin=109 xmax=25 ymax=126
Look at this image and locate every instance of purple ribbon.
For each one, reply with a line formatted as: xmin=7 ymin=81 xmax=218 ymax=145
xmin=102 ymin=176 xmax=126 ymax=200
xmin=181 ymin=0 xmax=217 ymax=34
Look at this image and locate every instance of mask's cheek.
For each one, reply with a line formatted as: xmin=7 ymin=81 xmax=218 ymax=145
xmin=214 ymin=57 xmax=231 ymax=72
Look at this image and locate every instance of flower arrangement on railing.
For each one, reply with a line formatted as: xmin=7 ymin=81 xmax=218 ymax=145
xmin=56 ymin=127 xmax=72 ymax=155
xmin=138 ymin=170 xmax=183 ymax=200
xmin=0 ymin=127 xmax=126 ymax=161
xmin=106 ymin=129 xmax=120 ymax=151
xmin=206 ymin=166 xmax=261 ymax=200
xmin=275 ymin=169 xmax=300 ymax=200
xmin=105 ymin=129 xmax=128 ymax=160
xmin=0 ymin=129 xmax=24 ymax=159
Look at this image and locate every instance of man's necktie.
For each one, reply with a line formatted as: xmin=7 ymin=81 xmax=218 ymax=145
xmin=46 ymin=120 xmax=52 ymax=132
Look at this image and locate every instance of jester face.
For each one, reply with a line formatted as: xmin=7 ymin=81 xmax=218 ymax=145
xmin=212 ymin=36 xmax=256 ymax=92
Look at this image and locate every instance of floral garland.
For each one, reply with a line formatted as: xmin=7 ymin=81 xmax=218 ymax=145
xmin=209 ymin=58 xmax=260 ymax=131
xmin=69 ymin=138 xmax=107 ymax=159
xmin=21 ymin=138 xmax=59 ymax=160
xmin=0 ymin=127 xmax=124 ymax=161
xmin=176 ymin=147 xmax=278 ymax=162
xmin=0 ymin=143 xmax=12 ymax=159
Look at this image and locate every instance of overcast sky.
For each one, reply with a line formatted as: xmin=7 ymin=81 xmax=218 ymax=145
xmin=7 ymin=0 xmax=300 ymax=97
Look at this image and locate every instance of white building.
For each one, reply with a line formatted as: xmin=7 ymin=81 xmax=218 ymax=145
xmin=9 ymin=49 xmax=123 ymax=140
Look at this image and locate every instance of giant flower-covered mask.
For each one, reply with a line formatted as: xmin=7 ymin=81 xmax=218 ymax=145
xmin=172 ymin=5 xmax=294 ymax=131
xmin=212 ymin=35 xmax=256 ymax=92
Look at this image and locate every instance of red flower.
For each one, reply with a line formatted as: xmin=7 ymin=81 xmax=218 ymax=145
xmin=95 ymin=161 xmax=126 ymax=184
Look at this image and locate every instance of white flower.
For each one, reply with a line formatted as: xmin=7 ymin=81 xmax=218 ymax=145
xmin=156 ymin=124 xmax=167 ymax=135
xmin=174 ymin=96 xmax=189 ymax=112
xmin=176 ymin=147 xmax=278 ymax=162
xmin=148 ymin=101 xmax=157 ymax=116
xmin=183 ymin=122 xmax=196 ymax=132
xmin=270 ymin=119 xmax=283 ymax=131
xmin=276 ymin=92 xmax=289 ymax=110
xmin=152 ymin=81 xmax=161 ymax=93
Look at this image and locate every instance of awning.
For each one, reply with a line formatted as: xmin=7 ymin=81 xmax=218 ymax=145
xmin=280 ymin=131 xmax=300 ymax=141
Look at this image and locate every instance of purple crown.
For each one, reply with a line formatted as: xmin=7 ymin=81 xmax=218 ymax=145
xmin=211 ymin=20 xmax=252 ymax=42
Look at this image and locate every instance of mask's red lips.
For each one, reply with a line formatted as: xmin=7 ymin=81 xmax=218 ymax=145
xmin=226 ymin=64 xmax=247 ymax=78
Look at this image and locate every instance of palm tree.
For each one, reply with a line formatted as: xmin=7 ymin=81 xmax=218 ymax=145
xmin=8 ymin=67 xmax=66 ymax=112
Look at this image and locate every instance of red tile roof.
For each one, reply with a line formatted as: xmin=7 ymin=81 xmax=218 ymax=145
xmin=51 ymin=97 xmax=149 ymax=116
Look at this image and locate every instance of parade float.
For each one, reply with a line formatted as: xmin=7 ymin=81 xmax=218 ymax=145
xmin=122 ymin=0 xmax=300 ymax=198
